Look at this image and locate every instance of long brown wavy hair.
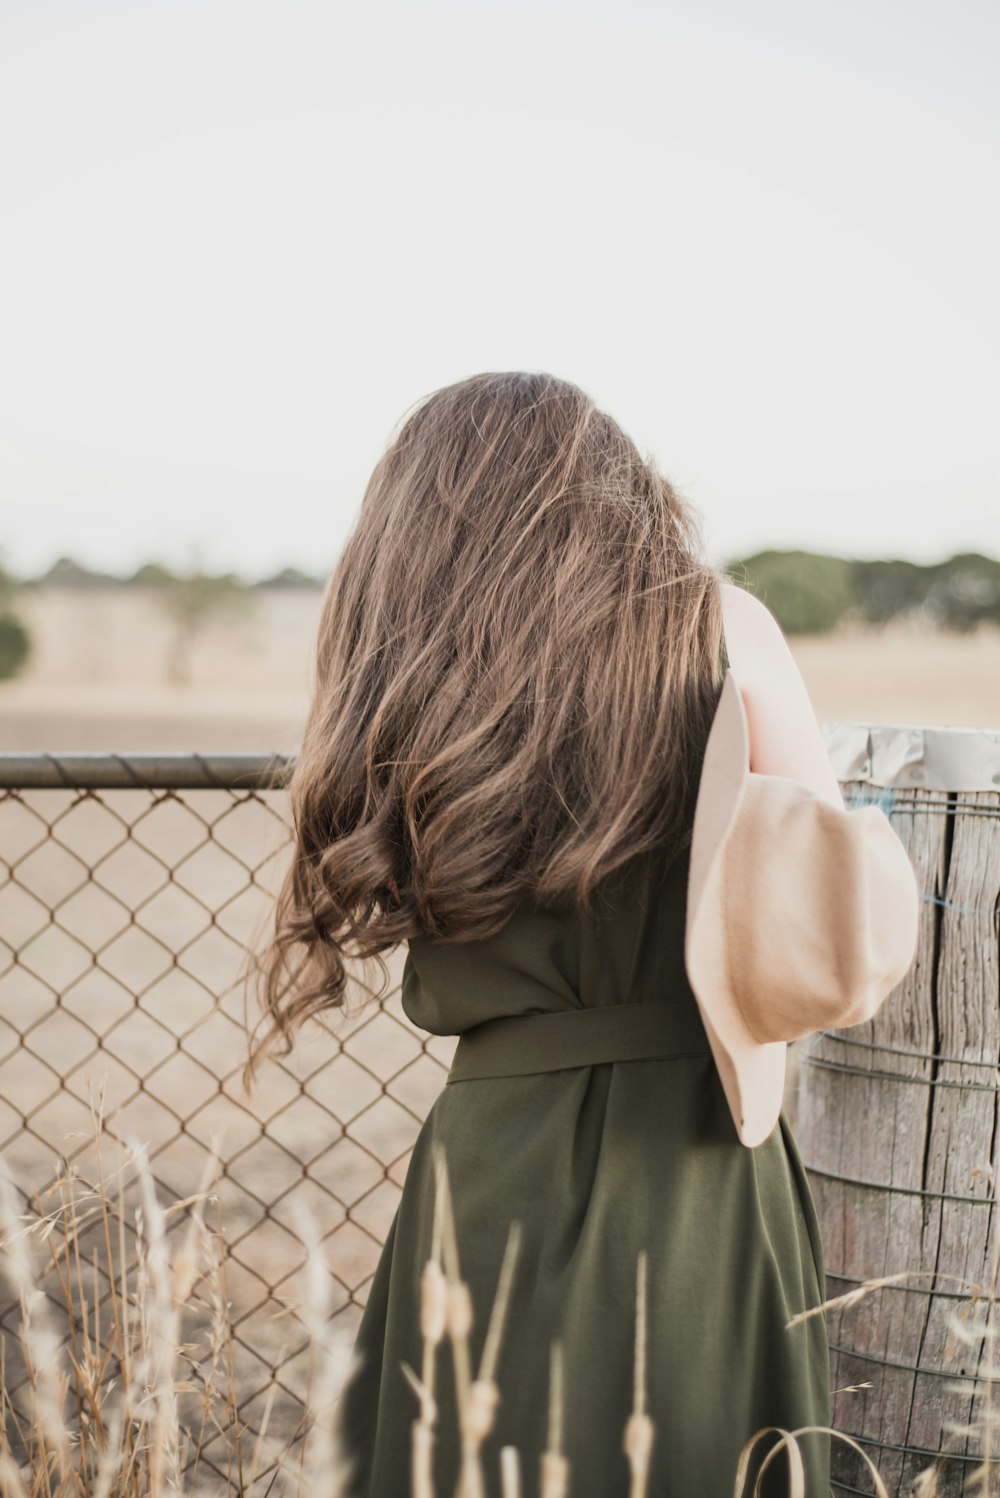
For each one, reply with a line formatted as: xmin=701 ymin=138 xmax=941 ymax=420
xmin=243 ymin=370 xmax=733 ymax=1078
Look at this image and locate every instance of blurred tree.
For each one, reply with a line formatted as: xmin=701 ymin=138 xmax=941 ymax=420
xmin=39 ymin=555 xmax=119 ymax=589
xmin=0 ymin=552 xmax=32 ymax=679
xmin=128 ymin=561 xmax=177 ymax=588
xmin=258 ymin=565 xmax=325 ymax=590
xmin=723 ymin=548 xmax=1000 ymax=635
xmin=923 ymin=552 xmax=1000 ymax=632
xmin=845 ymin=557 xmax=929 ymax=625
xmin=722 ymin=549 xmax=861 ymax=634
xmin=138 ymin=564 xmax=256 ymax=686
xmin=0 ymin=611 xmax=31 ymax=679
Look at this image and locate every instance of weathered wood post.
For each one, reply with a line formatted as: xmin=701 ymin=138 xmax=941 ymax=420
xmin=794 ymin=718 xmax=1000 ymax=1497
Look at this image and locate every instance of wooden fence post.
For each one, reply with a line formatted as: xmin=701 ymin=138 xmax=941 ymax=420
xmin=795 ymin=719 xmax=1000 ymax=1497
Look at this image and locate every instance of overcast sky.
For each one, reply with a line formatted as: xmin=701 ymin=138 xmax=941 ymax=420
xmin=2 ymin=0 xmax=997 ymax=582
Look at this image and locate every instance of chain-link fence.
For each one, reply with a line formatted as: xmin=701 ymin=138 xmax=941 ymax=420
xmin=6 ymin=730 xmax=998 ymax=1494
xmin=0 ymin=752 xmax=458 ymax=1485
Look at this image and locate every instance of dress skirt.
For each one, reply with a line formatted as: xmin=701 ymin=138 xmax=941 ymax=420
xmin=332 ymin=841 xmax=832 ymax=1497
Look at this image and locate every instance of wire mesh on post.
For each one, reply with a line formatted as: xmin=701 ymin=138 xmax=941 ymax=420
xmin=0 ymin=753 xmax=457 ymax=1488
xmin=795 ymin=770 xmax=1000 ymax=1498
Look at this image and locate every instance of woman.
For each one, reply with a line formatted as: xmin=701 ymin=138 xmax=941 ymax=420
xmin=249 ymin=372 xmax=836 ymax=1496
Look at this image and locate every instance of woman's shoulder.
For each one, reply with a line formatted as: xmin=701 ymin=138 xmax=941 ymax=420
xmin=717 ymin=581 xmax=844 ymax=808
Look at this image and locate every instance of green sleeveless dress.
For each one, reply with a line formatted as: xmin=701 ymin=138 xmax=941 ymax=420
xmin=332 ymin=837 xmax=833 ymax=1496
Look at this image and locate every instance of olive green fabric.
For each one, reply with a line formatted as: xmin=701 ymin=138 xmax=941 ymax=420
xmin=332 ymin=839 xmax=832 ymax=1497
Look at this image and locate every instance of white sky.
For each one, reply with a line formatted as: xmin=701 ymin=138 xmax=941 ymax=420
xmin=1 ymin=0 xmax=998 ymax=582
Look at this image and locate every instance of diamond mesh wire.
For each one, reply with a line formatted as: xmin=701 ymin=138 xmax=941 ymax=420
xmin=0 ymin=753 xmax=457 ymax=1484
xmin=3 ymin=755 xmax=1000 ymax=1493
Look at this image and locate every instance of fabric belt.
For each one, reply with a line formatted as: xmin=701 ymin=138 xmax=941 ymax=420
xmin=446 ymin=999 xmax=713 ymax=1083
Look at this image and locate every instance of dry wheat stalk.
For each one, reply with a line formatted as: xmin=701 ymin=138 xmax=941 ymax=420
xmin=429 ymin=1144 xmax=480 ymax=1498
xmin=290 ymin=1197 xmax=357 ymax=1498
xmin=401 ymin=1147 xmax=450 ymax=1498
xmin=0 ymin=1152 xmax=73 ymax=1489
xmin=499 ymin=1445 xmax=521 ymax=1498
xmin=11 ymin=1095 xmax=990 ymax=1497
xmin=405 ymin=1148 xmax=521 ymax=1498
xmin=539 ymin=1339 xmax=568 ymax=1498
xmin=623 ymin=1249 xmax=654 ymax=1498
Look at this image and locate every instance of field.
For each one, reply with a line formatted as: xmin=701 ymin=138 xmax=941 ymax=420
xmin=2 ymin=586 xmax=1000 ymax=757
xmin=3 ymin=584 xmax=998 ymax=1157
xmin=1 ymin=585 xmax=998 ymax=1489
xmin=3 ymin=586 xmax=997 ymax=1141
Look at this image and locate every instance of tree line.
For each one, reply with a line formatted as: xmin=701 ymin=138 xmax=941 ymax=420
xmin=0 ymin=548 xmax=997 ymax=683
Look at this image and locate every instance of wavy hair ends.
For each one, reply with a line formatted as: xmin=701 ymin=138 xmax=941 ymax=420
xmin=243 ymin=370 xmax=731 ymax=1080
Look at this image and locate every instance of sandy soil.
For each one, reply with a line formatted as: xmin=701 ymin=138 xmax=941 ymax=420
xmin=2 ymin=586 xmax=1000 ymax=753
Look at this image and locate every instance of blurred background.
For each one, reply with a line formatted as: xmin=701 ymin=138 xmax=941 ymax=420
xmin=1 ymin=7 xmax=998 ymax=1476
xmin=1 ymin=0 xmax=998 ymax=751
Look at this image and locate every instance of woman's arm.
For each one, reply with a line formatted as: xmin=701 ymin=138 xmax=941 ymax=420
xmin=719 ymin=581 xmax=846 ymax=811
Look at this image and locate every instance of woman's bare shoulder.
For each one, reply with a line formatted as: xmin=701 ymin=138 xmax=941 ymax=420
xmin=718 ymin=581 xmax=845 ymax=808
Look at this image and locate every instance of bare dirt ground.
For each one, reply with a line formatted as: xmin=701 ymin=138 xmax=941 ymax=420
xmin=2 ymin=586 xmax=1000 ymax=754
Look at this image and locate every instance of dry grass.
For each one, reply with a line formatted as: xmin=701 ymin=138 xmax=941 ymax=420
xmin=3 ymin=1096 xmax=1000 ymax=1497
